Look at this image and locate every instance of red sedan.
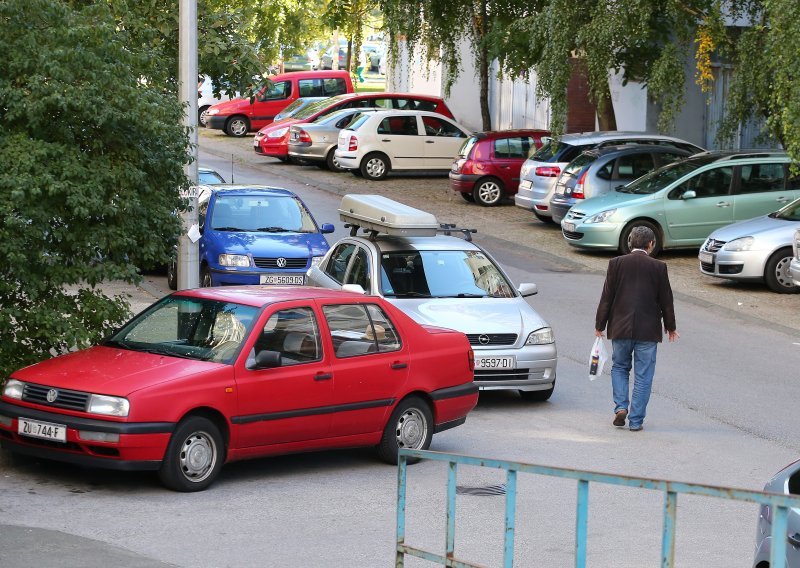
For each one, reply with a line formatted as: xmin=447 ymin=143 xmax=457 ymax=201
xmin=253 ymin=92 xmax=455 ymax=162
xmin=449 ymin=129 xmax=550 ymax=206
xmin=0 ymin=287 xmax=477 ymax=491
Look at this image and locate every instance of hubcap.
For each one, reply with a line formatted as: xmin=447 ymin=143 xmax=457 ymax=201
xmin=774 ymin=256 xmax=794 ymax=289
xmin=179 ymin=431 xmax=217 ymax=482
xmin=199 ymin=109 xmax=208 ymax=126
xmin=395 ymin=408 xmax=427 ymax=449
xmin=366 ymin=158 xmax=385 ymax=178
xmin=230 ymin=120 xmax=247 ymax=136
xmin=477 ymin=181 xmax=500 ymax=204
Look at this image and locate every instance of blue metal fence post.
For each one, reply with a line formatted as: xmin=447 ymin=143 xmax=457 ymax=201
xmin=446 ymin=461 xmax=458 ymax=561
xmin=770 ymin=504 xmax=789 ymax=568
xmin=575 ymin=479 xmax=589 ymax=568
xmin=503 ymin=469 xmax=518 ymax=568
xmin=661 ymin=491 xmax=677 ymax=568
xmin=396 ymin=454 xmax=408 ymax=568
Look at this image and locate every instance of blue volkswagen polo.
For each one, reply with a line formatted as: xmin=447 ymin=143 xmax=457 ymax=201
xmin=190 ymin=186 xmax=333 ymax=287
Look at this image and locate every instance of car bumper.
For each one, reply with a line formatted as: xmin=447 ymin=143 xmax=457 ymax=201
xmin=0 ymin=400 xmax=171 ymax=470
xmin=790 ymin=258 xmax=800 ymax=286
xmin=210 ymin=267 xmax=308 ymax=286
xmin=334 ymin=152 xmax=359 ymax=170
xmin=206 ymin=116 xmax=228 ymax=131
xmin=561 ymin=220 xmax=622 ymax=250
xmin=515 ymin=181 xmax=535 ymax=210
xmin=471 ymin=344 xmax=557 ymax=391
xmin=288 ymin=144 xmax=328 ymax=161
xmin=549 ymin=197 xmax=576 ymax=224
xmin=431 ymin=383 xmax=479 ymax=428
xmin=448 ymin=172 xmax=479 ymax=193
xmin=698 ymin=249 xmax=767 ymax=281
xmin=254 ymin=137 xmax=289 ymax=158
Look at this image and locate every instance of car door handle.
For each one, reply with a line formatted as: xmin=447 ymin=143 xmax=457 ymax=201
xmin=788 ymin=533 xmax=800 ymax=547
xmin=390 ymin=362 xmax=408 ymax=370
xmin=314 ymin=373 xmax=333 ymax=381
xmin=715 ymin=201 xmax=731 ymax=208
xmin=381 ymin=139 xmax=391 ymax=142
xmin=425 ymin=140 xmax=435 ymax=144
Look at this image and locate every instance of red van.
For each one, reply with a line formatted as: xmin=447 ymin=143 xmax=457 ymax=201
xmin=205 ymin=70 xmax=354 ymax=137
xmin=449 ymin=129 xmax=550 ymax=206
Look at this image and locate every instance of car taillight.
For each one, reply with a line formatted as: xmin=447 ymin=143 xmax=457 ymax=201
xmin=573 ymin=170 xmax=588 ymax=199
xmin=297 ymin=129 xmax=312 ymax=144
xmin=535 ymin=166 xmax=561 ymax=177
xmin=468 ymin=349 xmax=475 ymax=372
xmin=348 ymin=136 xmax=358 ymax=152
xmin=451 ymin=158 xmax=466 ymax=173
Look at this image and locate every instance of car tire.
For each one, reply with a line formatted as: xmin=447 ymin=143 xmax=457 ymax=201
xmin=224 ymin=116 xmax=249 ymax=137
xmin=158 ymin=416 xmax=225 ymax=492
xmin=376 ymin=396 xmax=433 ymax=465
xmin=198 ymin=105 xmax=211 ymax=127
xmin=533 ymin=210 xmax=555 ymax=224
xmin=473 ymin=177 xmax=505 ymax=206
xmin=620 ymin=220 xmax=662 ymax=256
xmin=360 ymin=152 xmax=390 ymax=181
xmin=326 ymin=147 xmax=345 ymax=172
xmin=167 ymin=258 xmax=178 ymax=290
xmin=764 ymin=247 xmax=799 ymax=293
xmin=519 ymin=383 xmax=554 ymax=402
xmin=200 ymin=265 xmax=212 ymax=287
xmin=460 ymin=192 xmax=475 ymax=203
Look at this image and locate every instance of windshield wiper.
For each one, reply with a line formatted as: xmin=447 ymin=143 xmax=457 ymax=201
xmin=256 ymin=226 xmax=293 ymax=232
xmin=385 ymin=291 xmax=432 ymax=298
xmin=212 ymin=226 xmax=251 ymax=232
xmin=435 ymin=293 xmax=487 ymax=298
xmin=136 ymin=346 xmax=198 ymax=360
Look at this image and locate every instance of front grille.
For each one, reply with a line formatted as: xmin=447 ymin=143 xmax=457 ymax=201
xmin=466 ymin=333 xmax=518 ymax=346
xmin=22 ymin=383 xmax=89 ymax=411
xmin=565 ymin=211 xmax=586 ymax=222
xmin=703 ymin=239 xmax=726 ymax=252
xmin=562 ymin=230 xmax=584 ymax=240
xmin=253 ymin=257 xmax=308 ymax=269
xmin=700 ymin=261 xmax=715 ymax=272
xmin=475 ymin=368 xmax=532 ymax=381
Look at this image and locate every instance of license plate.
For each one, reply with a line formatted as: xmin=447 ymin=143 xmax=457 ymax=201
xmin=260 ymin=274 xmax=304 ymax=285
xmin=253 ymin=138 xmax=259 ymax=147
xmin=474 ymin=356 xmax=515 ymax=370
xmin=563 ymin=221 xmax=575 ymax=232
xmin=519 ymin=180 xmax=532 ymax=190
xmin=18 ymin=418 xmax=67 ymax=443
xmin=555 ymin=184 xmax=565 ymax=195
xmin=699 ymin=251 xmax=714 ymax=264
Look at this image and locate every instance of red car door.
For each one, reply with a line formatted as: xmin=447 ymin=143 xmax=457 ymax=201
xmin=233 ymin=303 xmax=333 ymax=447
xmin=491 ymin=136 xmax=536 ymax=194
xmin=318 ymin=301 xmax=410 ymax=437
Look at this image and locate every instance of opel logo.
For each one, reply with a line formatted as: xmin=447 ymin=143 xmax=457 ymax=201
xmin=478 ymin=334 xmax=491 ymax=345
xmin=46 ymin=389 xmax=58 ymax=403
xmin=276 ymin=257 xmax=287 ymax=268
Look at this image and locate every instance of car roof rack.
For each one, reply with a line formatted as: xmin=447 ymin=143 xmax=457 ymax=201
xmin=339 ymin=194 xmax=476 ymax=241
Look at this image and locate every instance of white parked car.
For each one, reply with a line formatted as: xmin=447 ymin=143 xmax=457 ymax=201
xmin=307 ymin=195 xmax=558 ymax=400
xmin=699 ymin=197 xmax=800 ymax=293
xmin=791 ymin=229 xmax=800 ymax=287
xmin=335 ymin=110 xmax=471 ymax=180
xmin=197 ymin=75 xmax=241 ymax=127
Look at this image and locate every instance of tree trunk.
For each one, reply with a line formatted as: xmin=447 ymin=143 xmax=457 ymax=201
xmin=596 ymin=80 xmax=617 ymax=131
xmin=478 ymin=43 xmax=491 ymax=131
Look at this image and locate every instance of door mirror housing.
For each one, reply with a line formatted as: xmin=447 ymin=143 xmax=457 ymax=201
xmin=682 ymin=189 xmax=697 ymax=200
xmin=253 ymin=350 xmax=282 ymax=369
xmin=518 ymin=283 xmax=538 ymax=297
xmin=320 ymin=223 xmax=335 ymax=234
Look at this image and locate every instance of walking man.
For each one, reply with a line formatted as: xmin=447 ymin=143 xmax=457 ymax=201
xmin=594 ymin=226 xmax=679 ymax=431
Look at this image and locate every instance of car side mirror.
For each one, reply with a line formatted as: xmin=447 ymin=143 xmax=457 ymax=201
xmin=518 ymin=283 xmax=538 ymax=297
xmin=320 ymin=223 xmax=335 ymax=234
xmin=253 ymin=350 xmax=282 ymax=369
xmin=682 ymin=189 xmax=697 ymax=200
xmin=342 ymin=283 xmax=366 ymax=295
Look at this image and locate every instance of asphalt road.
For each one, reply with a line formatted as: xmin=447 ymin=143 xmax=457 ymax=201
xmin=1 ymin=131 xmax=798 ymax=567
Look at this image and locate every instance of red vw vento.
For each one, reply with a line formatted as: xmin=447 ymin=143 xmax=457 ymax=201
xmin=0 ymin=287 xmax=477 ymax=491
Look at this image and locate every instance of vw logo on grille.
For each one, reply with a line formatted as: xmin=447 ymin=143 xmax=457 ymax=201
xmin=46 ymin=389 xmax=59 ymax=403
xmin=478 ymin=334 xmax=491 ymax=345
xmin=276 ymin=257 xmax=287 ymax=268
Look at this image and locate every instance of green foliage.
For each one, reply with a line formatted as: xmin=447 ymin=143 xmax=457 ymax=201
xmin=0 ymin=0 xmax=188 ymax=376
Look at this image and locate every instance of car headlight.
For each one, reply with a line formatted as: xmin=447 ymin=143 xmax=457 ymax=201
xmin=585 ymin=209 xmax=617 ymax=224
xmin=525 ymin=327 xmax=554 ymax=345
xmin=267 ymin=127 xmax=289 ymax=138
xmin=206 ymin=108 xmax=220 ymax=116
xmin=88 ymin=394 xmax=130 ymax=417
xmin=3 ymin=379 xmax=24 ymax=399
xmin=311 ymin=256 xmax=324 ymax=268
xmin=219 ymin=254 xmax=251 ymax=267
xmin=722 ymin=237 xmax=755 ymax=252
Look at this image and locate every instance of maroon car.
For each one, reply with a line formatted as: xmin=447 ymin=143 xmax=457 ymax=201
xmin=449 ymin=129 xmax=550 ymax=206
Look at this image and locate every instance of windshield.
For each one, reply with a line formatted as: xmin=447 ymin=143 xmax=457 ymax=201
xmin=379 ymin=250 xmax=515 ymax=298
xmin=619 ymin=155 xmax=718 ymax=195
xmin=105 ymin=296 xmax=258 ymax=364
xmin=291 ymin=94 xmax=348 ymax=120
xmin=276 ymin=98 xmax=306 ymax=116
xmin=210 ymin=194 xmax=318 ymax=233
xmin=199 ymin=170 xmax=224 ymax=184
xmin=775 ymin=198 xmax=800 ymax=220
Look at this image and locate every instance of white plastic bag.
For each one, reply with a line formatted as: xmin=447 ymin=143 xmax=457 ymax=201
xmin=588 ymin=336 xmax=609 ymax=381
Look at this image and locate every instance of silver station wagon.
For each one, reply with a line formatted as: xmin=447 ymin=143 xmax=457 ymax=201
xmin=287 ymin=107 xmax=379 ymax=171
xmin=307 ymin=195 xmax=558 ymax=401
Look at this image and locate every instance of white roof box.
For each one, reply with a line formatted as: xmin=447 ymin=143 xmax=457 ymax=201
xmin=338 ymin=195 xmax=439 ymax=237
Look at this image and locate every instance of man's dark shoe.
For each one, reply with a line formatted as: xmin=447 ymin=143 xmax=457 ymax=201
xmin=629 ymin=424 xmax=643 ymax=431
xmin=613 ymin=410 xmax=627 ymax=427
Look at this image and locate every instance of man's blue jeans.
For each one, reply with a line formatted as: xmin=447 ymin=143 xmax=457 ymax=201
xmin=611 ymin=339 xmax=658 ymax=428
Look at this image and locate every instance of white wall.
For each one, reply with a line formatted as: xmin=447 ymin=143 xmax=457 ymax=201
xmin=609 ymin=71 xmax=648 ymax=131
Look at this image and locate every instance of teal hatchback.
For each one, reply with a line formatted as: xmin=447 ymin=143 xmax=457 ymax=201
xmin=561 ymin=151 xmax=798 ymax=255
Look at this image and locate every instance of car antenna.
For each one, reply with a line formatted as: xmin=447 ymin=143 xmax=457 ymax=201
xmin=230 ymin=154 xmax=235 ymax=183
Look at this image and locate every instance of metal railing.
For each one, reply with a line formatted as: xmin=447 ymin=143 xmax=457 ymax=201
xmin=395 ymin=449 xmax=800 ymax=568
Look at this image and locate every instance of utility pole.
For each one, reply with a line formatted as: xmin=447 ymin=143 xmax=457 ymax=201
xmin=178 ymin=0 xmax=199 ymax=289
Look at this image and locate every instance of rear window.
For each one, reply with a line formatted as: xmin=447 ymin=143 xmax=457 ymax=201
xmin=347 ymin=113 xmax=372 ymax=131
xmin=563 ymin=152 xmax=597 ymax=176
xmin=532 ymin=140 xmax=592 ymax=163
xmin=291 ymin=94 xmax=349 ymax=120
xmin=459 ymin=136 xmax=479 ymax=158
